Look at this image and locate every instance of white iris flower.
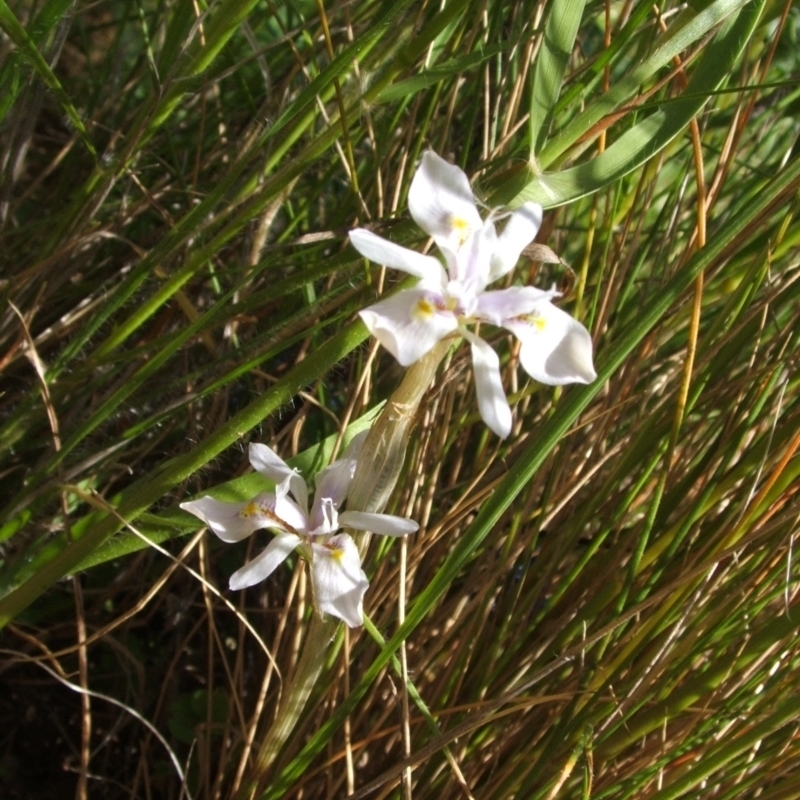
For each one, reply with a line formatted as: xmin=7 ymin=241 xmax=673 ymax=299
xmin=350 ymin=151 xmax=597 ymax=438
xmin=180 ymin=433 xmax=417 ymax=628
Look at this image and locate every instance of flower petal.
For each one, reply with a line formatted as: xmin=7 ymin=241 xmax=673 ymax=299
xmin=310 ymin=534 xmax=369 ymax=628
xmin=408 ymin=151 xmax=483 ymax=251
xmin=462 ymin=329 xmax=512 ymax=438
xmin=339 ymin=510 xmax=418 ymax=537
xmin=504 ymin=302 xmax=597 ymax=385
xmin=475 ymin=285 xmax=556 ymax=326
xmin=307 ymin=429 xmax=371 ymax=530
xmin=307 ymin=496 xmax=339 ymax=536
xmin=451 ymin=221 xmax=498 ymax=298
xmin=249 ymin=443 xmax=309 ymax=516
xmin=359 ymin=286 xmax=458 ymax=366
xmin=311 ymin=461 xmax=354 ymax=529
xmin=229 ymin=532 xmax=302 ymax=591
xmin=350 ymin=228 xmax=447 ymax=286
xmin=489 ymin=202 xmax=543 ymax=280
xmin=180 ymin=496 xmax=259 ymax=542
xmin=188 ymin=490 xmax=308 ymax=541
xmin=268 ymin=485 xmax=311 ymax=534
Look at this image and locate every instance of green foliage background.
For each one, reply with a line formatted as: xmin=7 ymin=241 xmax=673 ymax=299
xmin=1 ymin=0 xmax=799 ymax=797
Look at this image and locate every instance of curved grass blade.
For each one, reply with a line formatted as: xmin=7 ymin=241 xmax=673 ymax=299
xmin=529 ymin=0 xmax=585 ymax=157
xmin=538 ymin=0 xmax=752 ymax=170
xmin=376 ymin=43 xmax=508 ymax=104
xmin=504 ymin=0 xmax=764 ymax=207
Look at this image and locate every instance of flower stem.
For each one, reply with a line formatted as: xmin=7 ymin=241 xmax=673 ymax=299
xmin=236 ymin=614 xmax=337 ymax=800
xmin=238 ymin=339 xmax=450 ymax=798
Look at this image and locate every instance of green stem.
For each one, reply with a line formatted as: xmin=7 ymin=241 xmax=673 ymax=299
xmin=237 ymin=614 xmax=337 ymax=800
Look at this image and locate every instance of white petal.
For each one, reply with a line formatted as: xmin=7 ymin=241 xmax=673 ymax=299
xmin=359 ymin=286 xmax=458 ymax=366
xmin=350 ymin=228 xmax=447 ymax=286
xmin=310 ymin=534 xmax=369 ymax=628
xmin=270 ymin=488 xmax=311 ymax=534
xmin=339 ymin=510 xmax=418 ymax=537
xmin=453 ymin=221 xmax=498 ymax=297
xmin=248 ymin=442 xmax=292 ymax=481
xmin=489 ymin=203 xmax=543 ymax=280
xmin=229 ymin=533 xmax=301 ymax=590
xmin=475 ymin=286 xmax=555 ymax=326
xmin=408 ymin=151 xmax=483 ymax=251
xmin=308 ymin=496 xmax=340 ymax=536
xmin=310 ymin=460 xmax=353 ymax=530
xmin=186 ymin=491 xmax=307 ymax=541
xmin=249 ymin=443 xmax=309 ymax=515
xmin=307 ymin=429 xmax=371 ymax=529
xmin=308 ymin=472 xmax=353 ymax=536
xmin=180 ymin=496 xmax=259 ymax=542
xmin=504 ymin=302 xmax=597 ymax=385
xmin=462 ymin=330 xmax=512 ymax=439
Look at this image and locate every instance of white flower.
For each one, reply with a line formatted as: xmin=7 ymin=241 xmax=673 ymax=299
xmin=180 ymin=433 xmax=417 ymax=628
xmin=350 ymin=151 xmax=596 ymax=439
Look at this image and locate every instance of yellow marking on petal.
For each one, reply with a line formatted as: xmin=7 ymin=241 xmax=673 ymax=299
xmin=240 ymin=502 xmax=260 ymax=518
xmin=449 ymin=215 xmax=472 ymax=246
xmin=413 ymin=298 xmax=436 ymax=320
xmin=323 ymin=541 xmax=346 ymax=562
xmin=530 ymin=316 xmax=547 ymax=332
xmin=515 ymin=312 xmax=547 ymax=332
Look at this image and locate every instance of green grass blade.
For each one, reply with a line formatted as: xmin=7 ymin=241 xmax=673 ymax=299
xmin=504 ymin=0 xmax=764 ymax=207
xmin=0 ymin=0 xmax=96 ymax=157
xmin=528 ymin=0 xmax=585 ymax=157
xmin=539 ymin=0 xmax=752 ymax=170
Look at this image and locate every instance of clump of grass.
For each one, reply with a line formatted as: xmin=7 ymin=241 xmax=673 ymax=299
xmin=1 ymin=0 xmax=799 ymax=798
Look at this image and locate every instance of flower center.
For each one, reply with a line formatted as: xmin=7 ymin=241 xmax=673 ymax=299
xmin=444 ymin=279 xmax=473 ymax=318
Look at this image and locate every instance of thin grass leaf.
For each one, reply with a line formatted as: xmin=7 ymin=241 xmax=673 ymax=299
xmin=505 ymin=0 xmax=764 ymax=207
xmin=0 ymin=0 xmax=95 ymax=156
xmin=528 ymin=0 xmax=585 ymax=156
